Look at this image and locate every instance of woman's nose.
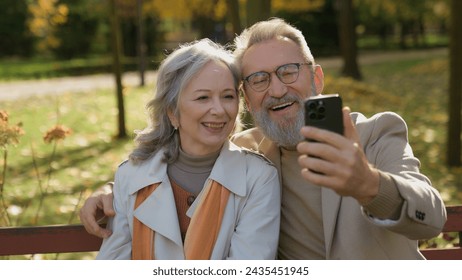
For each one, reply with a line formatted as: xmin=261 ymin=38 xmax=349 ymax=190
xmin=210 ymin=98 xmax=225 ymax=115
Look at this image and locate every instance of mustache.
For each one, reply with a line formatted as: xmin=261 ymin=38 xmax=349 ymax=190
xmin=262 ymin=94 xmax=304 ymax=109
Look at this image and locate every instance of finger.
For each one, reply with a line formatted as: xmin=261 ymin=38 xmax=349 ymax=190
xmin=300 ymin=165 xmax=339 ymax=187
xmin=96 ymin=227 xmax=112 ymax=239
xmin=82 ymin=211 xmax=112 ymax=239
xmin=84 ymin=215 xmax=112 ymax=239
xmin=342 ymin=107 xmax=360 ymax=143
xmin=80 ymin=198 xmax=112 ymax=238
xmin=101 ymin=194 xmax=116 ymax=217
xmin=298 ymin=152 xmax=337 ymax=177
xmin=300 ymin=126 xmax=344 ymax=148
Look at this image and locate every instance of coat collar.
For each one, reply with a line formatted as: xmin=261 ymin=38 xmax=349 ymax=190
xmin=129 ymin=140 xmax=250 ymax=249
xmin=127 ymin=150 xmax=167 ymax=195
xmin=127 ymin=140 xmax=248 ymax=197
xmin=134 ymin=181 xmax=184 ymax=248
xmin=129 ymin=141 xmax=247 ymax=196
xmin=208 ymin=141 xmax=247 ymax=197
xmin=185 ymin=141 xmax=248 ymax=221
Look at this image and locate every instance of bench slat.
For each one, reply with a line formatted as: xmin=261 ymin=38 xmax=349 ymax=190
xmin=444 ymin=205 xmax=462 ymax=232
xmin=421 ymin=247 xmax=462 ymax=260
xmin=0 ymin=224 xmax=102 ymax=256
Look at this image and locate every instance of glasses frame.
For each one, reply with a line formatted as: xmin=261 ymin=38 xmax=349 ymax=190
xmin=242 ymin=62 xmax=313 ymax=92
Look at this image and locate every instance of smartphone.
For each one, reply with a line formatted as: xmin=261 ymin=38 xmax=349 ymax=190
xmin=304 ymin=94 xmax=344 ymax=136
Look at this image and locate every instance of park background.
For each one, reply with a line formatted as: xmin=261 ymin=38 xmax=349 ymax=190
xmin=1 ymin=0 xmax=461 ymax=259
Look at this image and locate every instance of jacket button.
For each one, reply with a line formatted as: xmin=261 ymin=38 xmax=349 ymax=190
xmin=415 ymin=210 xmax=425 ymax=221
xmin=187 ymin=195 xmax=196 ymax=206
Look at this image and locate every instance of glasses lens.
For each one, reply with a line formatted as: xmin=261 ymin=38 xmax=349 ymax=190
xmin=247 ymin=72 xmax=270 ymax=91
xmin=277 ymin=64 xmax=300 ymax=84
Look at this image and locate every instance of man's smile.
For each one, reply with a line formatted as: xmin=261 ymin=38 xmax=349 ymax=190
xmin=270 ymin=101 xmax=295 ymax=111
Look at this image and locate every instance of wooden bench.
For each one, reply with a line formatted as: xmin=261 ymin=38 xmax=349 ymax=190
xmin=0 ymin=224 xmax=103 ymax=256
xmin=420 ymin=205 xmax=462 ymax=260
xmin=0 ymin=206 xmax=461 ymax=259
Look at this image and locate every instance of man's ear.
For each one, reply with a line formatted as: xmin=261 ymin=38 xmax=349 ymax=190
xmin=240 ymin=86 xmax=252 ymax=112
xmin=314 ymin=65 xmax=324 ymax=95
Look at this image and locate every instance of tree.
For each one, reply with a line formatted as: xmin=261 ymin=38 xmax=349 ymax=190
xmin=246 ymin=0 xmax=271 ymax=26
xmin=27 ymin=0 xmax=69 ymax=54
xmin=52 ymin=0 xmax=103 ymax=59
xmin=109 ymin=0 xmax=127 ymax=139
xmin=226 ymin=0 xmax=242 ymax=35
xmin=356 ymin=0 xmax=445 ymax=50
xmin=236 ymin=0 xmax=271 ymax=130
xmin=0 ymin=0 xmax=34 ymax=57
xmin=137 ymin=0 xmax=147 ymax=86
xmin=147 ymin=0 xmax=228 ymax=41
xmin=447 ymin=0 xmax=462 ymax=166
xmin=336 ymin=0 xmax=361 ymax=80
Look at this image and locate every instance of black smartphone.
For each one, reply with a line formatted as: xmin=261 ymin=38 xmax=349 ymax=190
xmin=304 ymin=94 xmax=344 ymax=136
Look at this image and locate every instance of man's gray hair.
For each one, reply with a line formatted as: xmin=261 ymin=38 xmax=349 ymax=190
xmin=233 ymin=17 xmax=316 ymax=72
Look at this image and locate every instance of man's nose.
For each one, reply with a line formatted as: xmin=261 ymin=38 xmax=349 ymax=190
xmin=267 ymin=72 xmax=287 ymax=98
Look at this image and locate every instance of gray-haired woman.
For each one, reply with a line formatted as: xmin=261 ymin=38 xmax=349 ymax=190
xmin=96 ymin=38 xmax=280 ymax=260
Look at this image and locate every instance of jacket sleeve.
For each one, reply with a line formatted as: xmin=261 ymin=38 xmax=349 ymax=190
xmin=227 ymin=155 xmax=281 ymax=259
xmin=356 ymin=112 xmax=447 ymax=239
xmin=96 ymin=167 xmax=132 ymax=259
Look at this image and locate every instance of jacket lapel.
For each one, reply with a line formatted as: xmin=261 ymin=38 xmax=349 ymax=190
xmin=186 ymin=141 xmax=246 ymax=217
xmin=133 ymin=181 xmax=183 ymax=249
xmin=322 ymin=186 xmax=341 ymax=259
xmin=255 ymin=132 xmax=342 ymax=259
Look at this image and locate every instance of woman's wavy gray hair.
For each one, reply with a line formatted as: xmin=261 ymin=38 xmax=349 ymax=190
xmin=129 ymin=38 xmax=241 ymax=164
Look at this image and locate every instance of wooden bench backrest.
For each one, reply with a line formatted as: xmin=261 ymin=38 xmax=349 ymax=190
xmin=420 ymin=205 xmax=462 ymax=260
xmin=0 ymin=205 xmax=461 ymax=258
xmin=0 ymin=224 xmax=102 ymax=256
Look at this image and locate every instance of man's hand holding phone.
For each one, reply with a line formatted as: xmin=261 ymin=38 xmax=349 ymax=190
xmin=297 ymin=94 xmax=380 ymax=205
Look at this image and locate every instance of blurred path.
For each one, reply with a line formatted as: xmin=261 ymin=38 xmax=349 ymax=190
xmin=0 ymin=71 xmax=158 ymax=101
xmin=0 ymin=48 xmax=447 ymax=101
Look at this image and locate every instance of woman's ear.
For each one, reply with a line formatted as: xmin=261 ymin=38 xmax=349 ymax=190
xmin=167 ymin=110 xmax=179 ymax=129
xmin=314 ymin=65 xmax=324 ymax=95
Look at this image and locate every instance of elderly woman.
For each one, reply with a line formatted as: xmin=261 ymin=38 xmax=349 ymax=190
xmin=96 ymin=39 xmax=280 ymax=260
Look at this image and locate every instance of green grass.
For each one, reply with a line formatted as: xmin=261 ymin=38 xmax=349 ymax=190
xmin=357 ymin=34 xmax=449 ymax=50
xmin=1 ymin=50 xmax=461 ymax=259
xmin=1 ymin=86 xmax=152 ymax=259
xmin=0 ymin=56 xmax=157 ymax=81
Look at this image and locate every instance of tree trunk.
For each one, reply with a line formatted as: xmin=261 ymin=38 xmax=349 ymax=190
xmin=245 ymin=0 xmax=271 ymax=26
xmin=225 ymin=0 xmax=242 ymax=37
xmin=137 ymin=0 xmax=146 ymax=87
xmin=447 ymin=0 xmax=462 ymax=166
xmin=336 ymin=0 xmax=361 ymax=80
xmin=109 ymin=0 xmax=127 ymax=139
xmin=240 ymin=0 xmax=271 ymax=130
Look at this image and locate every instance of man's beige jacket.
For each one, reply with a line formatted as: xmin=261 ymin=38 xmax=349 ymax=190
xmin=232 ymin=111 xmax=447 ymax=259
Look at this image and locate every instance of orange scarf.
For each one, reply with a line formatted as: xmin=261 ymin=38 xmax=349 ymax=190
xmin=132 ymin=180 xmax=230 ymax=259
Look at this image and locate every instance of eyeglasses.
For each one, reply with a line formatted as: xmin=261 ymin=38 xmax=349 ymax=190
xmin=243 ymin=62 xmax=312 ymax=92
